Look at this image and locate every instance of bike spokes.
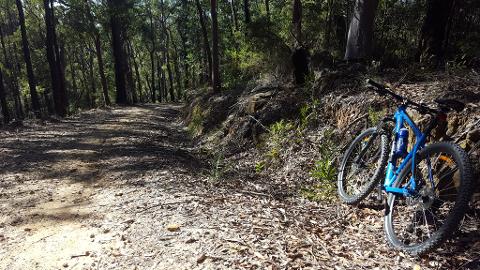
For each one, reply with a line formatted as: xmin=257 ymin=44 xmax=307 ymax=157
xmin=386 ymin=149 xmax=463 ymax=250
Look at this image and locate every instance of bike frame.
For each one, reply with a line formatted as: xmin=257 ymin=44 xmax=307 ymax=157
xmin=383 ymin=105 xmax=429 ymax=196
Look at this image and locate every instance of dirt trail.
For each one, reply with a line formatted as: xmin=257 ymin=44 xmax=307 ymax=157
xmin=0 ymin=105 xmax=206 ymax=269
xmin=0 ymin=105 xmax=478 ymax=270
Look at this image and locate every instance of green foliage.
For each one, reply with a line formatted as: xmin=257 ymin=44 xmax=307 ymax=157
xmin=0 ymin=0 xmax=478 ymax=120
xmin=368 ymin=107 xmax=385 ymax=126
xmin=255 ymin=161 xmax=266 ymax=173
xmin=303 ymin=128 xmax=339 ymax=201
xmin=299 ymin=99 xmax=320 ymax=131
xmin=300 ymin=182 xmax=336 ymax=202
xmin=208 ymin=151 xmax=226 ymax=180
xmin=188 ymin=105 xmax=204 ymax=137
xmin=265 ymin=119 xmax=294 ymax=160
xmin=310 ymin=159 xmax=336 ymax=183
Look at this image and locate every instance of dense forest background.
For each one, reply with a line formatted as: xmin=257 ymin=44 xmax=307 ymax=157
xmin=0 ymin=0 xmax=479 ymax=123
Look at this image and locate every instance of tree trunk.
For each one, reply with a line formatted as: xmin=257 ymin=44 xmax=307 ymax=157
xmin=230 ymin=0 xmax=239 ymax=30
xmin=149 ymin=50 xmax=156 ymax=102
xmin=16 ymin=0 xmax=42 ymax=118
xmin=51 ymin=0 xmax=68 ymax=111
xmin=108 ymin=0 xmax=130 ymax=105
xmin=70 ymin=52 xmax=78 ymax=95
xmin=78 ymin=47 xmax=91 ymax=108
xmin=43 ymin=0 xmax=68 ymax=116
xmin=86 ymin=0 xmax=110 ymax=106
xmin=149 ymin=7 xmax=156 ymax=102
xmin=265 ymin=0 xmax=270 ymax=18
xmin=291 ymin=0 xmax=308 ymax=85
xmin=157 ymin=57 xmax=164 ymax=103
xmin=88 ymin=46 xmax=96 ymax=108
xmin=177 ymin=26 xmax=189 ymax=90
xmin=168 ymin=28 xmax=182 ymax=99
xmin=166 ymin=53 xmax=175 ymax=102
xmin=125 ymin=40 xmax=137 ymax=104
xmin=211 ymin=0 xmax=221 ymax=93
xmin=243 ymin=0 xmax=251 ymax=25
xmin=417 ymin=0 xmax=454 ymax=66
xmin=11 ymin=44 xmax=24 ymax=119
xmin=0 ymin=25 xmax=22 ymax=119
xmin=292 ymin=0 xmax=302 ymax=46
xmin=0 ymin=70 xmax=10 ymax=124
xmin=195 ymin=0 xmax=212 ymax=84
xmin=344 ymin=0 xmax=379 ymax=61
xmin=94 ymin=34 xmax=111 ymax=106
xmin=130 ymin=43 xmax=143 ymax=103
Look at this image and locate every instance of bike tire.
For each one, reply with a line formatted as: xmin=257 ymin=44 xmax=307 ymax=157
xmin=338 ymin=127 xmax=389 ymax=205
xmin=384 ymin=142 xmax=474 ymax=255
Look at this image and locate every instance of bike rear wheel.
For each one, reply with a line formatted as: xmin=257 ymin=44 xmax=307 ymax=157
xmin=337 ymin=128 xmax=389 ymax=204
xmin=384 ymin=142 xmax=474 ymax=255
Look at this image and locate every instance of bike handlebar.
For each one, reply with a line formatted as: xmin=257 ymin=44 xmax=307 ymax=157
xmin=366 ymin=79 xmax=439 ymax=115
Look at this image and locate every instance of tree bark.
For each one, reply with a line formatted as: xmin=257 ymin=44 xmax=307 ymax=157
xmin=88 ymin=46 xmax=96 ymax=108
xmin=291 ymin=0 xmax=308 ymax=85
xmin=157 ymin=57 xmax=164 ymax=103
xmin=0 ymin=69 xmax=10 ymax=124
xmin=265 ymin=0 xmax=270 ymax=18
xmin=230 ymin=0 xmax=239 ymax=30
xmin=177 ymin=25 xmax=189 ymax=90
xmin=165 ymin=52 xmax=175 ymax=102
xmin=211 ymin=0 xmax=221 ymax=93
xmin=108 ymin=0 xmax=130 ymax=105
xmin=160 ymin=0 xmax=174 ymax=102
xmin=51 ymin=0 xmax=68 ymax=111
xmin=130 ymin=43 xmax=143 ymax=103
xmin=417 ymin=0 xmax=454 ymax=66
xmin=85 ymin=0 xmax=110 ymax=106
xmin=169 ymin=29 xmax=182 ymax=99
xmin=344 ymin=0 xmax=379 ymax=61
xmin=0 ymin=25 xmax=23 ymax=119
xmin=16 ymin=0 xmax=42 ymax=118
xmin=292 ymin=0 xmax=302 ymax=46
xmin=43 ymin=0 xmax=68 ymax=116
xmin=125 ymin=40 xmax=137 ymax=103
xmin=149 ymin=6 xmax=156 ymax=102
xmin=11 ymin=43 xmax=24 ymax=119
xmin=243 ymin=0 xmax=251 ymax=25
xmin=195 ymin=0 xmax=212 ymax=84
xmin=94 ymin=34 xmax=111 ymax=106
xmin=149 ymin=50 xmax=156 ymax=102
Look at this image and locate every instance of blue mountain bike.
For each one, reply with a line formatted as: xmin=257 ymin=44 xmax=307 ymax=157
xmin=337 ymin=79 xmax=474 ymax=255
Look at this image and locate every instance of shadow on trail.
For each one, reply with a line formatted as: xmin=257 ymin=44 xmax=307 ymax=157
xmin=0 ymin=104 xmax=207 ymax=185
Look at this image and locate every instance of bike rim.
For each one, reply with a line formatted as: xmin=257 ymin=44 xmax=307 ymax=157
xmin=386 ymin=151 xmax=462 ymax=249
xmin=340 ymin=132 xmax=382 ymax=197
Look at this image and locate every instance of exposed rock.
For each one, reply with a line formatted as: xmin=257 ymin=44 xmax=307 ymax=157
xmin=467 ymin=129 xmax=480 ymax=143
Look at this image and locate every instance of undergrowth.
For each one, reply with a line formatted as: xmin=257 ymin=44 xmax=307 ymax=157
xmin=302 ymin=128 xmax=339 ymax=201
xmin=188 ymin=105 xmax=204 ymax=137
xmin=208 ymin=150 xmax=228 ymax=181
xmin=257 ymin=99 xmax=340 ymax=201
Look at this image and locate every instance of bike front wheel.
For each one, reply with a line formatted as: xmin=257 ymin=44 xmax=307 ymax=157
xmin=384 ymin=142 xmax=474 ymax=255
xmin=337 ymin=127 xmax=389 ymax=205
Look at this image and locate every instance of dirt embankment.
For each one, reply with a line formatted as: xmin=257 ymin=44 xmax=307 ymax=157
xmin=0 ymin=68 xmax=478 ymax=270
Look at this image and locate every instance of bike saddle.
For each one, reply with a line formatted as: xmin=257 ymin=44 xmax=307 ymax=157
xmin=434 ymin=98 xmax=465 ymax=112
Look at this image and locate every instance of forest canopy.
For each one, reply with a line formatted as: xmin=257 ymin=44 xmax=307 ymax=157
xmin=0 ymin=0 xmax=478 ymax=122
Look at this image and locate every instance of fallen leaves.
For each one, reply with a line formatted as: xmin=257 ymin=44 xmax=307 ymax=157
xmin=166 ymin=224 xmax=180 ymax=232
xmin=197 ymin=254 xmax=207 ymax=264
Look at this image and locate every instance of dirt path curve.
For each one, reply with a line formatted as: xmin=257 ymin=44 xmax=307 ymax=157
xmin=0 ymin=105 xmax=478 ymax=270
xmin=0 ymin=105 xmax=209 ymax=270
